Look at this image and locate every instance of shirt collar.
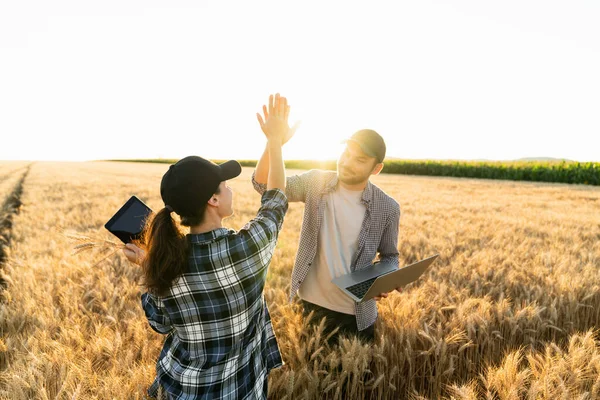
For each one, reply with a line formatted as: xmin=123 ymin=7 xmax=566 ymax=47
xmin=188 ymin=228 xmax=230 ymax=244
xmin=323 ymin=174 xmax=374 ymax=206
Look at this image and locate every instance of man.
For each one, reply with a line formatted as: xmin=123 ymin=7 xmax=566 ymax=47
xmin=254 ymin=99 xmax=401 ymax=343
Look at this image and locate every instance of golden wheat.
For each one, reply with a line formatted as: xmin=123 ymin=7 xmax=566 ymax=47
xmin=0 ymin=161 xmax=598 ymax=399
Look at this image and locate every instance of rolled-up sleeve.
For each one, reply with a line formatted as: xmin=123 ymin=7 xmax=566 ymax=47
xmin=141 ymin=292 xmax=174 ymax=335
xmin=251 ymin=171 xmax=269 ymax=195
xmin=252 ymin=170 xmax=317 ymax=203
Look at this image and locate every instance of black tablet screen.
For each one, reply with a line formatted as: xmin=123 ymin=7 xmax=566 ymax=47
xmin=105 ymin=196 xmax=153 ymax=244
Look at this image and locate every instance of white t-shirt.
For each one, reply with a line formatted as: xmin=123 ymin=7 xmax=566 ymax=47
xmin=298 ymin=185 xmax=366 ymax=315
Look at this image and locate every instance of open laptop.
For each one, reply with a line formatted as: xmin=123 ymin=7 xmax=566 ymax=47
xmin=331 ymin=254 xmax=439 ymax=302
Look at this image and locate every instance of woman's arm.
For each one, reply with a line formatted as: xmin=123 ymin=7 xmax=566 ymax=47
xmin=141 ymin=292 xmax=174 ymax=334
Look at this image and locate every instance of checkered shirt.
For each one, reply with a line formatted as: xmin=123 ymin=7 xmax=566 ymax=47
xmin=142 ymin=189 xmax=288 ymax=400
xmin=252 ymin=170 xmax=400 ymax=331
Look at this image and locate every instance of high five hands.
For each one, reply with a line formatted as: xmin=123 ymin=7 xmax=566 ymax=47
xmin=256 ymin=93 xmax=301 ymax=145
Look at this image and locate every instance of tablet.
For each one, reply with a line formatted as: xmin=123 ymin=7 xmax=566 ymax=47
xmin=104 ymin=195 xmax=153 ymax=244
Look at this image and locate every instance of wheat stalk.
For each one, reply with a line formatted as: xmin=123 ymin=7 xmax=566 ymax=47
xmin=60 ymin=229 xmax=125 ymax=265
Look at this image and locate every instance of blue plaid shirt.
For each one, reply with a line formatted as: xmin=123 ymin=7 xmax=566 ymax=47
xmin=142 ymin=189 xmax=288 ymax=400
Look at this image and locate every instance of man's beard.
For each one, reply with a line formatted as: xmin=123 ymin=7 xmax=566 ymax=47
xmin=338 ymin=168 xmax=370 ymax=185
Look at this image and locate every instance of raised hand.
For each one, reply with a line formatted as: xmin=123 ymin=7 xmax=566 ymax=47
xmin=256 ymin=93 xmax=300 ymax=145
xmin=258 ymin=93 xmax=287 ymax=143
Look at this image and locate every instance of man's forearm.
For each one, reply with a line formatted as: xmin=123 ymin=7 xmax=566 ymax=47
xmin=267 ymin=140 xmax=285 ymax=191
xmin=254 ymin=144 xmax=270 ymax=185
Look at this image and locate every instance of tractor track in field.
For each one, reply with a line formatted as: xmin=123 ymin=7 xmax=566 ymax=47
xmin=0 ymin=164 xmax=32 ymax=292
xmin=0 ymin=166 xmax=28 ymax=184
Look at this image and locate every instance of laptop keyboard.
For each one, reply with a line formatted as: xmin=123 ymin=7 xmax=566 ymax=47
xmin=346 ymin=277 xmax=377 ymax=299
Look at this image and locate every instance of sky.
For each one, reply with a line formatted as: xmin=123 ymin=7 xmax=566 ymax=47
xmin=1 ymin=1 xmax=599 ymax=162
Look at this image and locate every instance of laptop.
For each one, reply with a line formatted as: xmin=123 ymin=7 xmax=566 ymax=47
xmin=104 ymin=195 xmax=153 ymax=244
xmin=331 ymin=254 xmax=439 ymax=302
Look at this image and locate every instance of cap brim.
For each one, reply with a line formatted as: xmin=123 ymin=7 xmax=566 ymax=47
xmin=218 ymin=160 xmax=242 ymax=180
xmin=342 ymin=139 xmax=378 ymax=158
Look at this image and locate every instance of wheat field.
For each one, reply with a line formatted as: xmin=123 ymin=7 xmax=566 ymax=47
xmin=0 ymin=161 xmax=599 ymax=400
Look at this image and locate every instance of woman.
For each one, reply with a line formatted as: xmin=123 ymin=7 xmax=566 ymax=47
xmin=125 ymin=94 xmax=292 ymax=399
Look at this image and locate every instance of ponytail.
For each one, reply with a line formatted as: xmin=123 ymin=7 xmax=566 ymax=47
xmin=141 ymin=186 xmax=220 ymax=295
xmin=141 ymin=208 xmax=188 ymax=295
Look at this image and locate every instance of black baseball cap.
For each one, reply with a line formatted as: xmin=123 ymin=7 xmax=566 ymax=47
xmin=343 ymin=129 xmax=386 ymax=163
xmin=160 ymin=156 xmax=242 ymax=217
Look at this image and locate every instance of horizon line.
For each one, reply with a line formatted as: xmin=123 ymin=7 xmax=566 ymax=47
xmin=3 ymin=156 xmax=597 ymax=163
